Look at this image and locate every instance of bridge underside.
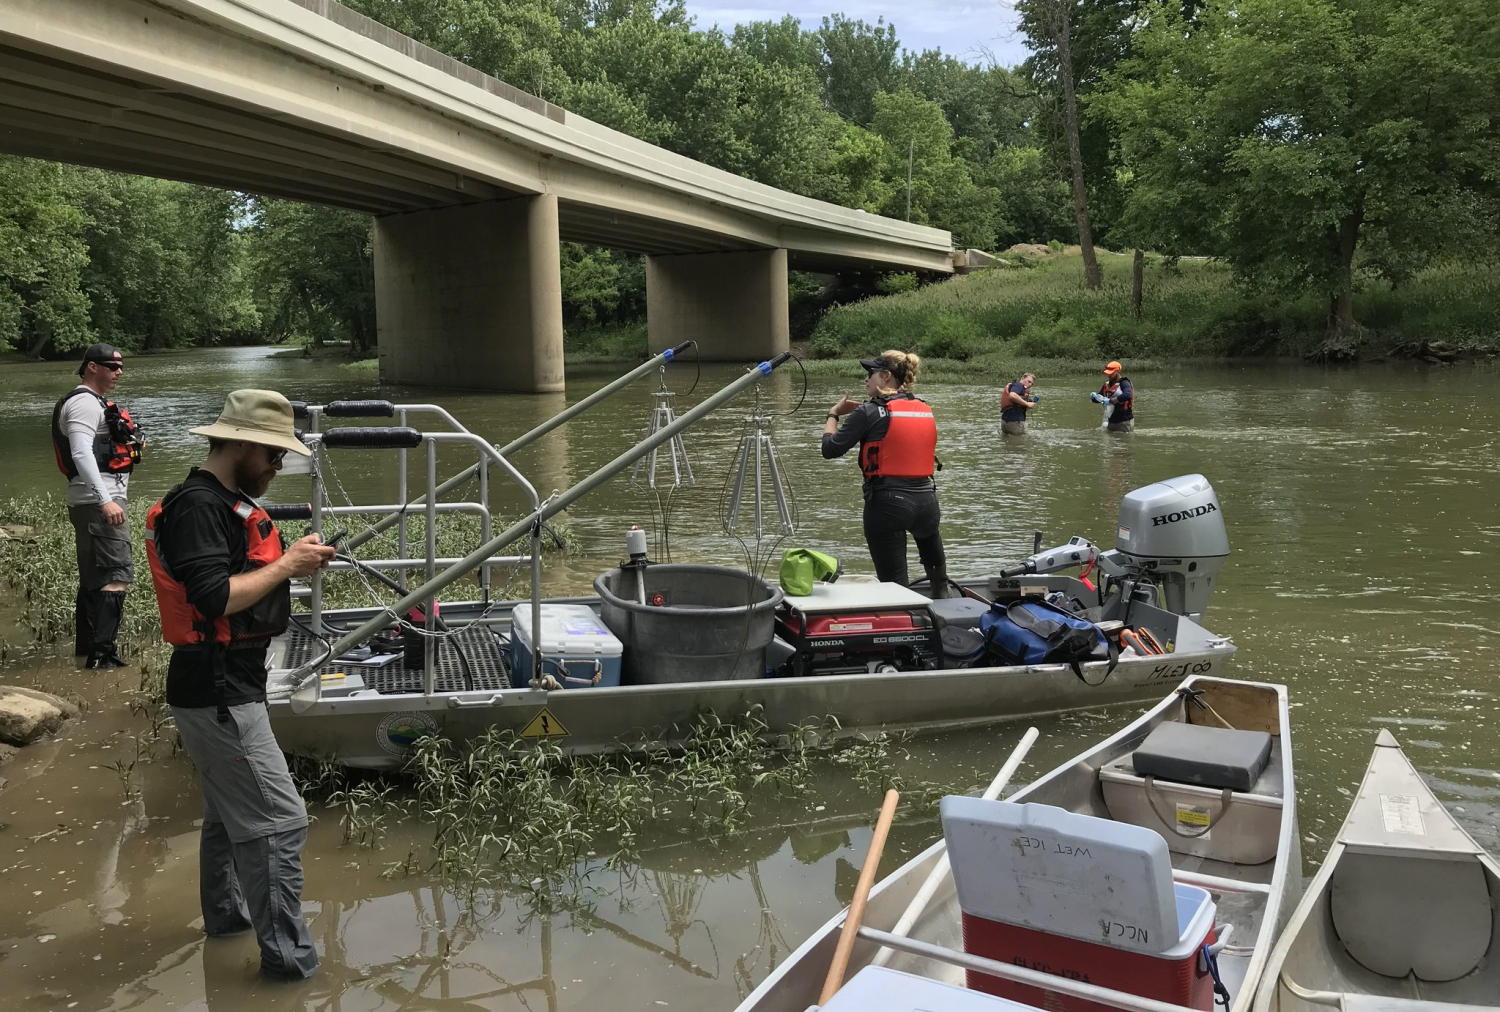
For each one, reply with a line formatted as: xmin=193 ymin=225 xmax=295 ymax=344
xmin=0 ymin=0 xmax=954 ymax=389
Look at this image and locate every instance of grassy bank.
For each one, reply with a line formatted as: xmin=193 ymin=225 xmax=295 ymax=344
xmin=564 ymin=322 xmax=649 ymax=362
xmin=811 ymin=249 xmax=1500 ymax=365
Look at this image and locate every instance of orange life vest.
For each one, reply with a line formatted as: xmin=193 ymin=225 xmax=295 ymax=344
xmin=859 ymin=394 xmax=938 ymax=479
xmin=145 ymin=482 xmax=289 ymax=648
xmin=1099 ymin=377 xmax=1134 ymax=415
xmin=51 ymin=387 xmax=144 ymax=478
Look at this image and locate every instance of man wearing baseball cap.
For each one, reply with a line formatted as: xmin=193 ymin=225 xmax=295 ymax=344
xmin=50 ymin=342 xmax=145 ymax=668
xmin=1093 ymin=360 xmax=1135 ymax=432
xmin=145 ymin=389 xmax=333 ymax=979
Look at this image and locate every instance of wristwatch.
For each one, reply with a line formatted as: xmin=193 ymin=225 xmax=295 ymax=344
xmin=826 ymin=413 xmax=839 ymax=421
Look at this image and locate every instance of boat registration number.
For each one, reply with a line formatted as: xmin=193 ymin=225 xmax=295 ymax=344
xmin=1147 ymin=659 xmax=1214 ymax=681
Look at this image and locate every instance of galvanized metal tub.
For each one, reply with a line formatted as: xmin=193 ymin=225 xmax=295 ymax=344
xmin=594 ymin=564 xmax=783 ymax=684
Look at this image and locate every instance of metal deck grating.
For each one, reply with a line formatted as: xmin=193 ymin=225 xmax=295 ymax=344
xmin=282 ymin=624 xmax=511 ymax=693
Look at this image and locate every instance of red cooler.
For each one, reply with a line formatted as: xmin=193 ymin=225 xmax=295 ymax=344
xmin=941 ymin=797 xmax=1219 ymax=1012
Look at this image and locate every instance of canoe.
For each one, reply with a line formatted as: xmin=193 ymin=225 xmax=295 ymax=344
xmin=736 ymin=675 xmax=1300 ymax=1012
xmin=264 ymin=582 xmax=1236 ymax=768
xmin=1253 ymin=731 xmax=1499 ymax=1012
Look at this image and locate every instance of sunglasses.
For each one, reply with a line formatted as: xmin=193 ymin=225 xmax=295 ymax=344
xmin=96 ymin=361 xmax=123 ymax=371
xmin=266 ymin=447 xmax=288 ymax=466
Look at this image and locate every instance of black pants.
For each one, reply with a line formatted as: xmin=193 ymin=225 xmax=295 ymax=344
xmin=862 ymin=488 xmax=946 ymax=586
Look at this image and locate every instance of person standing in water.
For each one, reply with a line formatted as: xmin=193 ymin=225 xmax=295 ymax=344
xmin=51 ymin=343 xmax=145 ymax=668
xmin=1094 ymin=360 xmax=1135 ymax=432
xmin=821 ymin=351 xmax=949 ymax=594
xmin=145 ymin=389 xmax=334 ymax=980
xmin=1000 ymin=372 xmax=1038 ymax=435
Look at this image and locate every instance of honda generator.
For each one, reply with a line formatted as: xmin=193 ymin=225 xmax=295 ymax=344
xmin=776 ymin=581 xmax=941 ymax=677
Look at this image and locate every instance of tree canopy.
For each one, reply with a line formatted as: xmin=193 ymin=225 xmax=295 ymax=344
xmin=1095 ymin=0 xmax=1500 ymax=334
xmin=3 ymin=0 xmax=1495 ymax=357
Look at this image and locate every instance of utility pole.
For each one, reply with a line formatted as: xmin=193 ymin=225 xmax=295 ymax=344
xmin=905 ymin=138 xmax=914 ymax=221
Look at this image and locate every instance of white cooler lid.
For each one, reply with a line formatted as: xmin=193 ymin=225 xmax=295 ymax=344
xmin=511 ymin=604 xmax=622 ymax=656
xmin=941 ymin=798 xmax=1181 ymax=954
xmin=782 ymin=580 xmax=931 ymax=613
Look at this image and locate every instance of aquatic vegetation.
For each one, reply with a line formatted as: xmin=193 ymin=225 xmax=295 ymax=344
xmin=289 ymin=706 xmax=951 ymax=905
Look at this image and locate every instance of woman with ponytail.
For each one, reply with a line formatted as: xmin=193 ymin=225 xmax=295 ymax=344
xmin=820 ymin=350 xmax=949 ymax=594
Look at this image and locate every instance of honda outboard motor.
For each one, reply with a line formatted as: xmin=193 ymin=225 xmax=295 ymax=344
xmin=1112 ymin=474 xmax=1228 ymax=620
xmin=1000 ymin=474 xmax=1229 ymax=621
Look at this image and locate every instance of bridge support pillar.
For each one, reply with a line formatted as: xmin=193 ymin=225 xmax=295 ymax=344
xmin=376 ymin=195 xmax=565 ymax=392
xmin=646 ymin=249 xmax=789 ymax=361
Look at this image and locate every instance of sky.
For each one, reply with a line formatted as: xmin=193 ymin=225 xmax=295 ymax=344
xmin=681 ymin=1 xmax=1031 ymax=68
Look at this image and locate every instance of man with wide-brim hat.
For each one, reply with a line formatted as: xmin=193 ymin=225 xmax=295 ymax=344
xmin=145 ymin=389 xmax=332 ymax=979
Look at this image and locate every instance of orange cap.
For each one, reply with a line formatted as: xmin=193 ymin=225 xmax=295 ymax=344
xmin=1103 ymin=360 xmax=1122 ymax=374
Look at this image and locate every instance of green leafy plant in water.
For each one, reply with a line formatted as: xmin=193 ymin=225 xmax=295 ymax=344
xmin=286 ymin=705 xmax=953 ymax=909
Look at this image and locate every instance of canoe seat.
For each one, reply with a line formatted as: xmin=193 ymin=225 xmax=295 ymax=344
xmin=1330 ymin=850 xmax=1493 ymax=982
xmin=1338 ymin=995 xmax=1495 ymax=1012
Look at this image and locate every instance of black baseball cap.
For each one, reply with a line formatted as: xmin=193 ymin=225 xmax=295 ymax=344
xmin=860 ymin=355 xmax=905 ymax=382
xmin=78 ymin=342 xmax=122 ymax=376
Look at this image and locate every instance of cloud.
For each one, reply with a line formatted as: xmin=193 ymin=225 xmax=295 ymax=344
xmin=684 ymin=1 xmax=1031 ymax=67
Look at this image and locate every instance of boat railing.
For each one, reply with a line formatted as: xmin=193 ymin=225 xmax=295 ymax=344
xmin=282 ymin=352 xmax=792 ymax=712
xmin=329 ymin=343 xmax=696 ymax=558
xmin=289 ymin=412 xmax=544 ymax=688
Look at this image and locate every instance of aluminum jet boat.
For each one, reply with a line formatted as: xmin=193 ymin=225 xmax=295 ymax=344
xmin=259 ymin=351 xmax=1238 ymax=768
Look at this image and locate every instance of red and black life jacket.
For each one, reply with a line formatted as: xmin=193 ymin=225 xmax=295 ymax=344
xmin=51 ymin=386 xmax=143 ymax=478
xmin=1100 ymin=377 xmax=1134 ymax=418
xmin=859 ymin=393 xmax=938 ymax=479
xmin=145 ymin=482 xmax=290 ymax=649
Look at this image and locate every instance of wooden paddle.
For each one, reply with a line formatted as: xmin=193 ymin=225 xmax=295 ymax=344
xmin=870 ymin=726 xmax=1040 ymax=968
xmin=818 ymin=787 xmax=900 ymax=1005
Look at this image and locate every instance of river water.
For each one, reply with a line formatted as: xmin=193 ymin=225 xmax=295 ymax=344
xmin=1 ymin=347 xmax=1496 ymax=1010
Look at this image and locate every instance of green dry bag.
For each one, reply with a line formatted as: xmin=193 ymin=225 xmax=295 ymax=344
xmin=779 ymin=548 xmax=842 ymax=597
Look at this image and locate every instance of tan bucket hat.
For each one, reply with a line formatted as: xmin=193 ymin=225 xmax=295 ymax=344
xmin=190 ymin=389 xmax=311 ymax=456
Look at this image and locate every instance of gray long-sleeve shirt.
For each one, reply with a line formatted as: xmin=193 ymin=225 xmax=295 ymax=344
xmin=60 ymin=392 xmax=129 ymax=507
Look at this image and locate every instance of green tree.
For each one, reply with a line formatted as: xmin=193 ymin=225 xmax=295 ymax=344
xmin=559 ymin=243 xmax=621 ymax=331
xmin=982 ymin=146 xmax=1076 ymax=246
xmin=74 ymin=175 xmax=257 ymax=350
xmin=344 ymin=0 xmax=567 ymax=98
xmin=732 ymin=15 xmax=821 ymax=75
xmin=870 ymin=90 xmax=1003 ymax=249
xmin=1100 ymin=0 xmax=1500 ymax=337
xmin=815 ymin=15 xmax=900 ymax=126
xmin=0 ymin=158 xmax=92 ymax=356
xmin=246 ymin=199 xmax=376 ymax=353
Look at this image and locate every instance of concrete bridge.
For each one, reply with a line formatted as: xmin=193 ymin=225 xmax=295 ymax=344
xmin=0 ymin=0 xmax=954 ymax=391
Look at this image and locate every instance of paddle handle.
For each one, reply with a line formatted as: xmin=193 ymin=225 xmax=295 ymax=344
xmin=871 ymin=727 xmax=1039 ymax=969
xmin=819 ymin=788 xmax=900 ymax=1005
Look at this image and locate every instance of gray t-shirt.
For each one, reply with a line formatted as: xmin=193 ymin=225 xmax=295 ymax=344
xmin=60 ymin=392 xmax=129 ymax=507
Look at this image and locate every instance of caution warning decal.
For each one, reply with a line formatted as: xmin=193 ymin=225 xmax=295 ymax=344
xmin=520 ymin=707 xmax=570 ymax=738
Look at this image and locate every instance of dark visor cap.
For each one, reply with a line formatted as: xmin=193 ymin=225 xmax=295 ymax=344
xmin=78 ymin=342 xmax=122 ymax=376
xmin=860 ymin=356 xmax=905 ymax=382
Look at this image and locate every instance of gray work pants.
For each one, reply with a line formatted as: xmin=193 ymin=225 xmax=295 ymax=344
xmin=174 ymin=701 xmax=319 ymax=979
xmin=1001 ymin=420 xmax=1028 ymax=436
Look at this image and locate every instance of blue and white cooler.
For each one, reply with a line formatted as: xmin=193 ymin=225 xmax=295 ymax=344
xmin=509 ymin=604 xmax=624 ymax=688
